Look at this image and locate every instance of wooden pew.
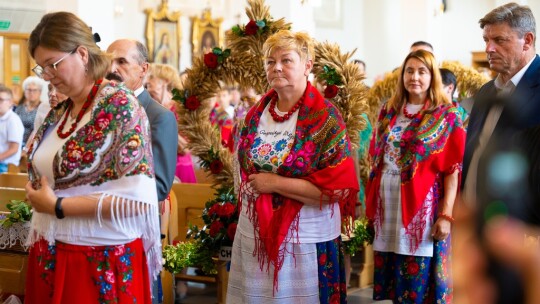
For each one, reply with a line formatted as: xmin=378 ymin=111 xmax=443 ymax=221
xmin=171 ymin=183 xmax=216 ymax=242
xmin=0 ymin=250 xmax=28 ymax=301
xmin=0 ymin=187 xmax=26 ymax=212
xmin=0 ymin=181 xmax=29 ymax=301
xmin=166 ymin=183 xmax=229 ymax=303
xmin=0 ymin=173 xmax=29 ymax=189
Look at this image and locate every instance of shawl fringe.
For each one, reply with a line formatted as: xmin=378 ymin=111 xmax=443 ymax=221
xmin=237 ymin=82 xmax=359 ymax=293
xmin=27 ymin=193 xmax=162 ymax=281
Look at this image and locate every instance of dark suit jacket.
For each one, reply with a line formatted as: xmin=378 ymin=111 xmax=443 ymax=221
xmin=137 ymin=89 xmax=178 ymax=202
xmin=463 ymin=55 xmax=540 ymax=223
xmin=464 ymin=55 xmax=540 ymax=304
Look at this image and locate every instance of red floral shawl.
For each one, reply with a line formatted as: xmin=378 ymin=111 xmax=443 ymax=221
xmin=237 ymin=82 xmax=358 ymax=290
xmin=366 ymin=102 xmax=466 ymax=251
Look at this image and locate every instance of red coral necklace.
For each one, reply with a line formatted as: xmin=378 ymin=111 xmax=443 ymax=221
xmin=268 ymin=93 xmax=304 ymax=123
xmin=402 ymin=101 xmax=427 ymax=119
xmin=57 ymin=79 xmax=103 ymax=139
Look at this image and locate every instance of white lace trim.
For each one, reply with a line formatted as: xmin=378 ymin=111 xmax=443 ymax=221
xmin=0 ymin=222 xmax=30 ymax=251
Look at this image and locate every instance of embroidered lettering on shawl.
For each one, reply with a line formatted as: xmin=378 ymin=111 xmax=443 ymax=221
xmin=237 ymin=82 xmax=359 ymax=292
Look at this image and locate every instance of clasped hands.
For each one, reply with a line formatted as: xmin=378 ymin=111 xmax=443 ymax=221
xmin=248 ymin=172 xmax=279 ymax=194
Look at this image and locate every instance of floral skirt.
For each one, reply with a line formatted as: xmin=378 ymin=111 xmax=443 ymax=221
xmin=373 ymin=237 xmax=452 ymax=303
xmin=227 ymin=232 xmax=347 ymax=303
xmin=25 ymin=238 xmax=151 ymax=304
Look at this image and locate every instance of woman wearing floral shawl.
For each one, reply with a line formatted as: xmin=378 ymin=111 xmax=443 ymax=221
xmin=366 ymin=50 xmax=466 ymax=303
xmin=24 ymin=12 xmax=160 ymax=303
xmin=227 ymin=30 xmax=358 ymax=303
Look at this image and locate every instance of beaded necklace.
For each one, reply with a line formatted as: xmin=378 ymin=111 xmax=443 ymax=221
xmin=268 ymin=92 xmax=304 ymax=123
xmin=402 ymin=101 xmax=426 ymax=119
xmin=57 ymin=79 xmax=102 ymax=139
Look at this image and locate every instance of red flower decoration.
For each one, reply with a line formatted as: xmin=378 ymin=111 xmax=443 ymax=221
xmin=375 ymin=255 xmax=384 ymax=268
xmin=208 ymin=204 xmax=220 ymax=217
xmin=245 ymin=20 xmax=259 ymax=35
xmin=204 ymin=52 xmax=219 ymax=69
xmin=184 ymin=96 xmax=201 ymax=111
xmin=409 ymin=291 xmax=417 ymax=300
xmin=209 ymin=221 xmax=224 ymax=237
xmin=82 ymin=151 xmax=95 ymax=164
xmin=94 ymin=132 xmax=104 ymax=141
xmin=324 ymin=84 xmax=339 ymax=99
xmin=209 ymin=159 xmax=224 ymax=174
xmin=218 ymin=202 xmax=235 ymax=218
xmin=226 ymin=223 xmax=237 ymax=241
xmin=95 ymin=110 xmax=113 ymax=131
xmin=407 ymin=262 xmax=419 ymax=275
xmin=318 ymin=253 xmax=327 ymax=265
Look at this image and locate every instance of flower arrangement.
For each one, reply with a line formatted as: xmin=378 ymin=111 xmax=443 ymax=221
xmin=0 ymin=200 xmax=32 ymax=228
xmin=188 ymin=186 xmax=238 ymax=252
xmin=232 ymin=19 xmax=269 ymax=36
xmin=172 ymin=88 xmax=201 ymax=111
xmin=203 ymin=47 xmax=231 ymax=70
xmin=162 ymin=186 xmax=238 ymax=274
xmin=162 ymin=240 xmax=217 ymax=275
xmin=319 ymin=65 xmax=344 ymax=99
xmin=198 ymin=146 xmax=225 ymax=174
xmin=343 ymin=217 xmax=374 ymax=256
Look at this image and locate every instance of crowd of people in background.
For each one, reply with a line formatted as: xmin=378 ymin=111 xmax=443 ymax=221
xmin=1 ymin=2 xmax=539 ymax=304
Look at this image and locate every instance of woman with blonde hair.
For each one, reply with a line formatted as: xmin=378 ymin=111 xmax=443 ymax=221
xmin=366 ymin=50 xmax=466 ymax=303
xmin=227 ymin=30 xmax=358 ymax=303
xmin=146 ymin=63 xmax=197 ymax=184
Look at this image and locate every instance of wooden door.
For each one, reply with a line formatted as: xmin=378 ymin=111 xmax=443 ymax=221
xmin=1 ymin=33 xmax=32 ymax=104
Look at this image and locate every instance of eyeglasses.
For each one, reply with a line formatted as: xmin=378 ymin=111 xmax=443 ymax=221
xmin=25 ymin=88 xmax=41 ymax=93
xmin=32 ymin=48 xmax=77 ymax=78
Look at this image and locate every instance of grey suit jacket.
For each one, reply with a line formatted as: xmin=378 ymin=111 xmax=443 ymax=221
xmin=137 ymin=89 xmax=178 ymax=201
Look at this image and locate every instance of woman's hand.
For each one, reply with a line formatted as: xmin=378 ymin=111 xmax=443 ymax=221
xmin=432 ymin=217 xmax=452 ymax=241
xmin=25 ymin=176 xmax=56 ymax=215
xmin=248 ymin=173 xmax=280 ymax=194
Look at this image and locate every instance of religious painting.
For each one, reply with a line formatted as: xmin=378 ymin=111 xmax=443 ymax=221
xmin=191 ymin=9 xmax=223 ymax=61
xmin=145 ymin=1 xmax=181 ymax=70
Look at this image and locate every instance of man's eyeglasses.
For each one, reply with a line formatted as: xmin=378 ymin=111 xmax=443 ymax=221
xmin=32 ymin=48 xmax=77 ymax=79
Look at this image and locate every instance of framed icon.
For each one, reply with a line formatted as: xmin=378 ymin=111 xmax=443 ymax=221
xmin=191 ymin=9 xmax=223 ymax=62
xmin=145 ymin=1 xmax=181 ymax=69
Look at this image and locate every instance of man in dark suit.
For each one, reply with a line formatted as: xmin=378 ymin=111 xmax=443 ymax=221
xmin=107 ymin=39 xmax=178 ymax=303
xmin=461 ymin=3 xmax=540 ymax=304
xmin=463 ymin=2 xmax=540 ymax=219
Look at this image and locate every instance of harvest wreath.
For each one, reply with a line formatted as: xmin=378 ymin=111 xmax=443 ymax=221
xmin=165 ymin=0 xmax=371 ymax=274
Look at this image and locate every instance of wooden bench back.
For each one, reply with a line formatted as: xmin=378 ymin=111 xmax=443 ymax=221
xmin=170 ymin=183 xmax=215 ymax=242
xmin=0 ymin=187 xmax=26 ymax=212
xmin=0 ymin=173 xmax=29 ymax=189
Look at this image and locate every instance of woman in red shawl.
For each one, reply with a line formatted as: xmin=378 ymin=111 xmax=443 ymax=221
xmin=226 ymin=30 xmax=358 ymax=303
xmin=366 ymin=50 xmax=466 ymax=303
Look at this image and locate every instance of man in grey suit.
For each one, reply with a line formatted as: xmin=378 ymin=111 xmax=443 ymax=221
xmin=461 ymin=3 xmax=540 ymax=304
xmin=107 ymin=39 xmax=178 ymax=303
xmin=107 ymin=39 xmax=177 ymax=203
